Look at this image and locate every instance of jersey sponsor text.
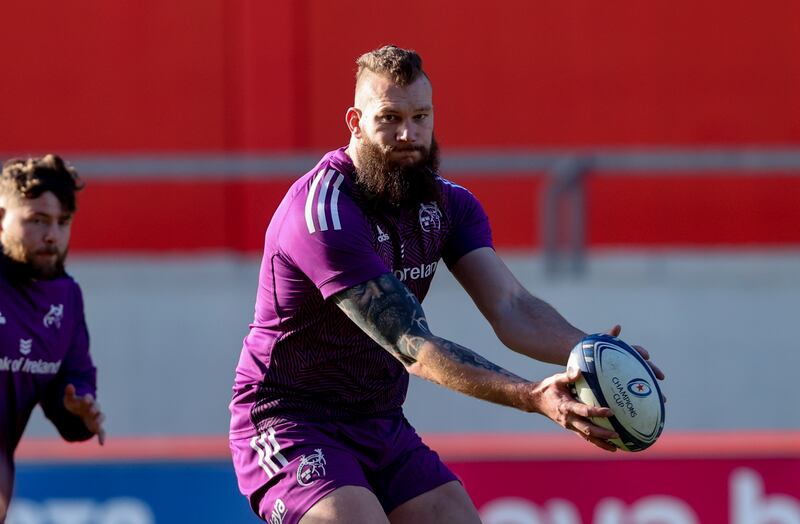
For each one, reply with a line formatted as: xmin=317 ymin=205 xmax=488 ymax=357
xmin=394 ymin=261 xmax=438 ymax=282
xmin=0 ymin=356 xmax=62 ymax=374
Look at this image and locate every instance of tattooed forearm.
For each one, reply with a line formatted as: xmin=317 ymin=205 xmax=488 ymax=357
xmin=335 ymin=273 xmax=532 ymax=409
xmin=334 ymin=273 xmax=431 ymax=364
xmin=335 ymin=273 xmax=530 ymax=408
xmin=430 ymin=337 xmax=524 ymax=381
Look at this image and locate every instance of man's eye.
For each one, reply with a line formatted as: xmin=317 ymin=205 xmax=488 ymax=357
xmin=380 ymin=115 xmax=397 ymax=123
xmin=414 ymin=114 xmax=428 ymax=121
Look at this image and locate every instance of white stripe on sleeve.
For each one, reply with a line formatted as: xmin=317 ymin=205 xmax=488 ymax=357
xmin=316 ymin=169 xmax=335 ymax=231
xmin=330 ymin=174 xmax=344 ymax=231
xmin=305 ymin=170 xmax=326 ymax=234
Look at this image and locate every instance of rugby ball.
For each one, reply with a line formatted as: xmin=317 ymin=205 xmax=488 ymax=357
xmin=567 ymin=333 xmax=665 ymax=452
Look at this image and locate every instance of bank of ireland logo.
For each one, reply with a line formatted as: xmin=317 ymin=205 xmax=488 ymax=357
xmin=296 ymin=448 xmax=327 ymax=487
xmin=43 ymin=304 xmax=64 ymax=329
xmin=418 ymin=202 xmax=442 ymax=232
xmin=19 ymin=339 xmax=32 ymax=355
xmin=627 ymin=378 xmax=652 ymax=397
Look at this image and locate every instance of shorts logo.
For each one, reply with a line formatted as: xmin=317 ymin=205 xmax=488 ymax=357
xmin=250 ymin=427 xmax=289 ymax=478
xmin=43 ymin=304 xmax=63 ymax=329
xmin=296 ymin=448 xmax=327 ymax=487
xmin=418 ymin=202 xmax=442 ymax=232
xmin=269 ymin=498 xmax=286 ymax=524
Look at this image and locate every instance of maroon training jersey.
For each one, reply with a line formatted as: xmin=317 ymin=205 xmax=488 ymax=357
xmin=229 ymin=147 xmax=492 ymax=438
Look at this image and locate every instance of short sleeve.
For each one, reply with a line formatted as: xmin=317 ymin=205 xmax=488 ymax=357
xmin=280 ymin=178 xmax=389 ymax=299
xmin=442 ymin=182 xmax=494 ymax=268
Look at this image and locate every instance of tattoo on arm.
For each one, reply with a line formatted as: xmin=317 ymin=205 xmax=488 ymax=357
xmin=432 ymin=338 xmax=522 ymax=381
xmin=334 ymin=273 xmax=523 ymax=383
xmin=333 ymin=273 xmax=431 ymax=364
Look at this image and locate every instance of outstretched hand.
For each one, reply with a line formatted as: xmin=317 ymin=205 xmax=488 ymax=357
xmin=63 ymin=384 xmax=106 ymax=445
xmin=531 ymin=369 xmax=619 ymax=452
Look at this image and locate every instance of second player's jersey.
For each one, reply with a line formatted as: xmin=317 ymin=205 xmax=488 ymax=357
xmin=0 ymin=257 xmax=96 ymax=502
xmin=230 ymin=147 xmax=493 ymax=437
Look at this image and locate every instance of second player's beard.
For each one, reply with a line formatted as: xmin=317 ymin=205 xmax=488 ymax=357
xmin=1 ymin=238 xmax=67 ymax=281
xmin=354 ymin=136 xmax=441 ymax=209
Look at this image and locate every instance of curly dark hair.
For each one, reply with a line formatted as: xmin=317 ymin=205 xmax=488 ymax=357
xmin=0 ymin=154 xmax=84 ymax=213
xmin=355 ymin=45 xmax=428 ymax=86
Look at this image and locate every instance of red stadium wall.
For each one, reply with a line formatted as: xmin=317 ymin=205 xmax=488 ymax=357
xmin=3 ymin=1 xmax=800 ymax=252
xmin=3 ymin=1 xmax=799 ymax=152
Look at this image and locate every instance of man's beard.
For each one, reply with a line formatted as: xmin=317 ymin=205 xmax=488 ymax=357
xmin=354 ymin=136 xmax=441 ymax=208
xmin=1 ymin=238 xmax=67 ymax=280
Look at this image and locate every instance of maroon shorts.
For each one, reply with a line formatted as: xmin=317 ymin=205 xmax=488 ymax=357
xmin=230 ymin=414 xmax=457 ymax=524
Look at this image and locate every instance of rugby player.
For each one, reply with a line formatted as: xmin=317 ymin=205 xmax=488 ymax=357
xmin=0 ymin=155 xmax=105 ymax=522
xmin=230 ymin=45 xmax=662 ymax=523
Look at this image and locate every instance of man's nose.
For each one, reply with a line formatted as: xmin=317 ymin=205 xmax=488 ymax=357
xmin=396 ymin=120 xmax=417 ymax=142
xmin=43 ymin=224 xmax=58 ymax=244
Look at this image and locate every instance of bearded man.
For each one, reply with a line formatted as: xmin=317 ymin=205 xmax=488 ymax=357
xmin=0 ymin=155 xmax=105 ymax=523
xmin=229 ymin=45 xmax=663 ymax=524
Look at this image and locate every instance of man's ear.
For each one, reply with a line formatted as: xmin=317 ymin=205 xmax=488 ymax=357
xmin=345 ymin=107 xmax=363 ymax=139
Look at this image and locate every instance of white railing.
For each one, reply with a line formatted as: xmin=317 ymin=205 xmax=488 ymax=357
xmin=5 ymin=148 xmax=800 ymax=274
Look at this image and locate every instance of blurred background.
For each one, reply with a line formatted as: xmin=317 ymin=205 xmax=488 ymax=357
xmin=3 ymin=1 xmax=799 ymax=522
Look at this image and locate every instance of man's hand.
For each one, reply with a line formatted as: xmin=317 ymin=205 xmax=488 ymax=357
xmin=606 ymin=324 xmax=666 ymax=383
xmin=63 ymin=384 xmax=106 ymax=445
xmin=530 ymin=369 xmax=619 ymax=452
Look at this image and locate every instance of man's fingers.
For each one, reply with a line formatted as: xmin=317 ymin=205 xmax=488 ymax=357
xmin=585 ymin=435 xmax=618 ymax=452
xmin=89 ymin=408 xmax=105 ymax=427
xmin=568 ymin=400 xmax=613 ymax=419
xmin=86 ymin=412 xmax=106 ymax=427
xmin=87 ymin=401 xmax=101 ymax=417
xmin=63 ymin=388 xmax=107 ymax=443
xmin=551 ymin=369 xmax=578 ymax=387
xmin=64 ymin=384 xmax=77 ymax=397
xmin=85 ymin=411 xmax=106 ymax=445
xmin=648 ymin=360 xmax=666 ymax=380
xmin=606 ymin=325 xmax=622 ymax=337
xmin=633 ymin=345 xmax=650 ymax=360
xmin=634 ymin=344 xmax=665 ymax=380
xmin=569 ymin=417 xmax=618 ymax=441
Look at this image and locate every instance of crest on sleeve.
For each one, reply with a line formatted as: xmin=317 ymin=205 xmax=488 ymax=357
xmin=418 ymin=202 xmax=442 ymax=232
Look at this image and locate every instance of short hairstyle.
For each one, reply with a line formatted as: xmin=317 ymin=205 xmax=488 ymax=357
xmin=0 ymin=154 xmax=84 ymax=213
xmin=355 ymin=45 xmax=428 ymax=87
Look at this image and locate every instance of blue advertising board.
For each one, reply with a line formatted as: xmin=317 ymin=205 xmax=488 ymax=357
xmin=10 ymin=461 xmax=262 ymax=524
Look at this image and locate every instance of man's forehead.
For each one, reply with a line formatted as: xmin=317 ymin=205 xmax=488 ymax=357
xmin=355 ymin=72 xmax=432 ymax=109
xmin=9 ymin=192 xmax=68 ymax=216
